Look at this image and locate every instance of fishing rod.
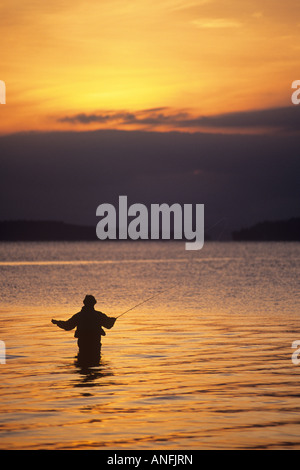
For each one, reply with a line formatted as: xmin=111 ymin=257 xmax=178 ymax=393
xmin=116 ymin=286 xmax=175 ymax=320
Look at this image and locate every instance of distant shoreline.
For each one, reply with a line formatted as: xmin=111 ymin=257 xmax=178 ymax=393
xmin=0 ymin=218 xmax=299 ymax=242
xmin=232 ymin=217 xmax=300 ymax=242
xmin=0 ymin=220 xmax=96 ymax=242
xmin=0 ymin=220 xmax=211 ymax=242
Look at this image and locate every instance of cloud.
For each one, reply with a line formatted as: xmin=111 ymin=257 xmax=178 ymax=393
xmin=57 ymin=106 xmax=300 ymax=133
xmin=169 ymin=0 xmax=213 ymax=11
xmin=58 ymin=108 xmax=189 ymax=130
xmin=252 ymin=11 xmax=263 ymax=19
xmin=0 ymin=127 xmax=299 ymax=235
xmin=59 ymin=111 xmax=138 ymax=125
xmin=192 ymin=18 xmax=242 ymax=28
xmin=181 ymin=106 xmax=300 ymax=132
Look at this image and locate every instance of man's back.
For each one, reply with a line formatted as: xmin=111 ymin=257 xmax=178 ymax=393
xmin=74 ymin=308 xmax=110 ymax=339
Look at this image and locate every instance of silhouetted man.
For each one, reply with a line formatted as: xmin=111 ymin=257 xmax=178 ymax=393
xmin=52 ymin=295 xmax=116 ymax=365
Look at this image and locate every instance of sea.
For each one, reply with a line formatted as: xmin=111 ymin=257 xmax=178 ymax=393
xmin=0 ymin=240 xmax=300 ymax=450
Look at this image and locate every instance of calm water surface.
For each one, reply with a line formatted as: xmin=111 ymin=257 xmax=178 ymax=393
xmin=0 ymin=241 xmax=300 ymax=449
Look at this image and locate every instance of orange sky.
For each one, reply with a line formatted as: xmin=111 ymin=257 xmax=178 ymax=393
xmin=0 ymin=0 xmax=299 ymax=134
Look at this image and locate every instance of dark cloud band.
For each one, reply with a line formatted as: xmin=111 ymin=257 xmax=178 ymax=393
xmin=57 ymin=106 xmax=300 ymax=133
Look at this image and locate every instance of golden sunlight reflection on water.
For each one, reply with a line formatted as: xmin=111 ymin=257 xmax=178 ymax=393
xmin=1 ymin=242 xmax=300 ymax=449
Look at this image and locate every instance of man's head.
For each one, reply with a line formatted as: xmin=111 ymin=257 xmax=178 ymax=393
xmin=83 ymin=295 xmax=97 ymax=307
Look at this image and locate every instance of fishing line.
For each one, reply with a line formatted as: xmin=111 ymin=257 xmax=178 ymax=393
xmin=116 ymin=285 xmax=176 ymax=320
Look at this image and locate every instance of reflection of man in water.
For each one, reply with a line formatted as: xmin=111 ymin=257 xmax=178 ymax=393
xmin=52 ymin=295 xmax=116 ymax=364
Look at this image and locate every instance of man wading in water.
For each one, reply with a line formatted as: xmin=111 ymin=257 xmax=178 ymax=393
xmin=52 ymin=295 xmax=116 ymax=365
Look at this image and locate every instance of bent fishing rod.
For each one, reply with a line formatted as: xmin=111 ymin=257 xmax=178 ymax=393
xmin=116 ymin=286 xmax=175 ymax=320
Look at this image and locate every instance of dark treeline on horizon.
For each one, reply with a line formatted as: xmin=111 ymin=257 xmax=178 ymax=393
xmin=0 ymin=218 xmax=299 ymax=242
xmin=0 ymin=220 xmax=96 ymax=241
xmin=0 ymin=220 xmax=211 ymax=242
xmin=232 ymin=217 xmax=300 ymax=241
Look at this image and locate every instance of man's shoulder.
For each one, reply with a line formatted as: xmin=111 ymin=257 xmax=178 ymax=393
xmin=95 ymin=310 xmax=106 ymax=317
xmin=73 ymin=311 xmax=82 ymax=318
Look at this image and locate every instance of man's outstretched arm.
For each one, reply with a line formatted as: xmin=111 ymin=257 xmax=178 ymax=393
xmin=99 ymin=312 xmax=116 ymax=329
xmin=51 ymin=313 xmax=78 ymax=331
